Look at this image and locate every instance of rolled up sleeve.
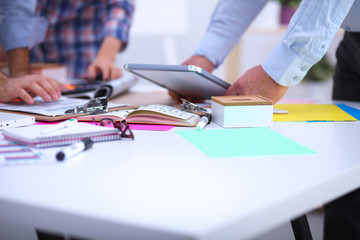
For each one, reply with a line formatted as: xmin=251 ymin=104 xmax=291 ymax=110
xmin=0 ymin=0 xmax=36 ymax=52
xmin=103 ymin=0 xmax=135 ymax=51
xmin=262 ymin=0 xmax=355 ymax=86
xmin=194 ymin=0 xmax=269 ymax=67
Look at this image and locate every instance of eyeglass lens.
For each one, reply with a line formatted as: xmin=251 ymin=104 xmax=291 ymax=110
xmin=101 ymin=119 xmax=115 ymax=128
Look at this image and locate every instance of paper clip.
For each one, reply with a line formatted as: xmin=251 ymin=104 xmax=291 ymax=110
xmin=64 ymin=96 xmax=109 ymax=115
xmin=180 ymin=98 xmax=208 ymax=113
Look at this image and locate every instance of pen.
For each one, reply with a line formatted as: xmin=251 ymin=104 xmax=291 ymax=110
xmin=56 ymin=138 xmax=93 ymax=161
xmin=42 ymin=118 xmax=78 ymax=135
xmin=196 ymin=114 xmax=211 ymax=130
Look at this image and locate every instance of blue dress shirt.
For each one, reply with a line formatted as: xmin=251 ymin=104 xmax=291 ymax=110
xmin=195 ymin=0 xmax=359 ymax=86
xmin=0 ymin=0 xmax=37 ymax=52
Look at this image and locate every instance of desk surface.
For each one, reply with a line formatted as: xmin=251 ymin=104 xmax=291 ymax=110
xmin=1 ymin=92 xmax=360 ymax=240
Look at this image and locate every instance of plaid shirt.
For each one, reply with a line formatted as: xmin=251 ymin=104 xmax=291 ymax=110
xmin=30 ymin=0 xmax=135 ymax=79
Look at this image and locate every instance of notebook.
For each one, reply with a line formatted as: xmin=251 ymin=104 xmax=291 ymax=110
xmin=2 ymin=122 xmax=121 ymax=148
xmin=63 ymin=74 xmax=137 ymax=99
xmin=77 ymin=105 xmax=201 ymax=127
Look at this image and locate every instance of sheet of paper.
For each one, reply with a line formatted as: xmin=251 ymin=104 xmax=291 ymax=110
xmin=0 ymin=97 xmax=126 ymax=117
xmin=36 ymin=121 xmax=174 ymax=131
xmin=176 ymin=127 xmax=316 ymax=158
xmin=273 ymin=104 xmax=357 ymax=122
xmin=336 ymin=104 xmax=360 ymax=121
xmin=136 ymin=105 xmax=196 ymax=120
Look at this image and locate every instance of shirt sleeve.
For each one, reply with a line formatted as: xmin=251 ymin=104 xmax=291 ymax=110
xmin=0 ymin=0 xmax=36 ymax=52
xmin=262 ymin=0 xmax=355 ymax=87
xmin=102 ymin=0 xmax=135 ymax=51
xmin=194 ymin=0 xmax=269 ymax=67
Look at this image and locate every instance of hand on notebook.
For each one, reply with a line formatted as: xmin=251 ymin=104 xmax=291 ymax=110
xmin=0 ymin=73 xmax=62 ymax=104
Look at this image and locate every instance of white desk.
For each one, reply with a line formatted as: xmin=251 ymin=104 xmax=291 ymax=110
xmin=1 ymin=96 xmax=360 ymax=240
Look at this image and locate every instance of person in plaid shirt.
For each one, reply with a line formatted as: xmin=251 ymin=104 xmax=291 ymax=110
xmin=30 ymin=0 xmax=135 ymax=81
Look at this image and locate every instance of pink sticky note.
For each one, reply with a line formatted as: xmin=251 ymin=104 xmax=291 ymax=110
xmin=36 ymin=121 xmax=174 ymax=131
xmin=129 ymin=124 xmax=174 ymax=131
xmin=35 ymin=121 xmax=63 ymax=125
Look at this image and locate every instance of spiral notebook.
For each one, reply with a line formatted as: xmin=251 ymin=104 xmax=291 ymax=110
xmin=2 ymin=123 xmax=121 ymax=148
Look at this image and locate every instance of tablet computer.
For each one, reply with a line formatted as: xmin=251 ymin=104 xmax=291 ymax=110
xmin=124 ymin=64 xmax=230 ymax=99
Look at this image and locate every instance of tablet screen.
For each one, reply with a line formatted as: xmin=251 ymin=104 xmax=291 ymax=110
xmin=125 ymin=64 xmax=230 ymax=99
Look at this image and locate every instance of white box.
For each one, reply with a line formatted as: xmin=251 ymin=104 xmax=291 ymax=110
xmin=211 ymin=95 xmax=273 ymax=128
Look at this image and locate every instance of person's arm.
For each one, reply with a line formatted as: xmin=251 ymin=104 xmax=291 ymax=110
xmin=262 ymin=0 xmax=355 ymax=87
xmin=87 ymin=0 xmax=135 ymax=81
xmin=6 ymin=48 xmax=31 ymax=77
xmin=0 ymin=0 xmax=35 ymax=77
xmin=186 ymin=0 xmax=268 ymax=69
xmin=88 ymin=36 xmax=123 ymax=81
xmin=0 ymin=0 xmax=62 ymax=103
xmin=226 ymin=0 xmax=355 ymax=102
xmin=0 ymin=0 xmax=36 ymax=54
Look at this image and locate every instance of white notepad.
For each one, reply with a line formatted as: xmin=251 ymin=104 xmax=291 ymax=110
xmin=2 ymin=123 xmax=121 ymax=148
xmin=0 ymin=112 xmax=35 ymax=130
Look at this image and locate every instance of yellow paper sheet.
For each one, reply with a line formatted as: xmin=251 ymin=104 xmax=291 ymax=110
xmin=273 ymin=104 xmax=357 ymax=122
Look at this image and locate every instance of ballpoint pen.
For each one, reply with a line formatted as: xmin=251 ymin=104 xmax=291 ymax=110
xmin=41 ymin=118 xmax=78 ymax=135
xmin=196 ymin=114 xmax=211 ymax=130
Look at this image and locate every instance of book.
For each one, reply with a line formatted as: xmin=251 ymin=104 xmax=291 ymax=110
xmin=2 ymin=122 xmax=121 ymax=148
xmin=77 ymin=105 xmax=201 ymax=127
xmin=63 ymin=74 xmax=137 ymax=99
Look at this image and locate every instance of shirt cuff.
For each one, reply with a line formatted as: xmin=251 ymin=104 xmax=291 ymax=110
xmin=0 ymin=19 xmax=34 ymax=52
xmin=194 ymin=31 xmax=234 ymax=68
xmin=262 ymin=42 xmax=313 ymax=87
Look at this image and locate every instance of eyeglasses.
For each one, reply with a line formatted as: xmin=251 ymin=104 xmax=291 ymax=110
xmin=92 ymin=118 xmax=134 ymax=140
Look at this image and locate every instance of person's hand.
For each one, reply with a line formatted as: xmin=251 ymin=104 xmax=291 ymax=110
xmin=225 ymin=65 xmax=288 ymax=103
xmin=167 ymin=55 xmax=216 ymax=101
xmin=87 ymin=56 xmax=122 ymax=81
xmin=182 ymin=55 xmax=215 ymax=73
xmin=0 ymin=74 xmax=62 ymax=104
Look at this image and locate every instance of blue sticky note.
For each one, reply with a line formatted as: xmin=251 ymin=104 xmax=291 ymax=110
xmin=176 ymin=127 xmax=316 ymax=158
xmin=336 ymin=104 xmax=360 ymax=120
